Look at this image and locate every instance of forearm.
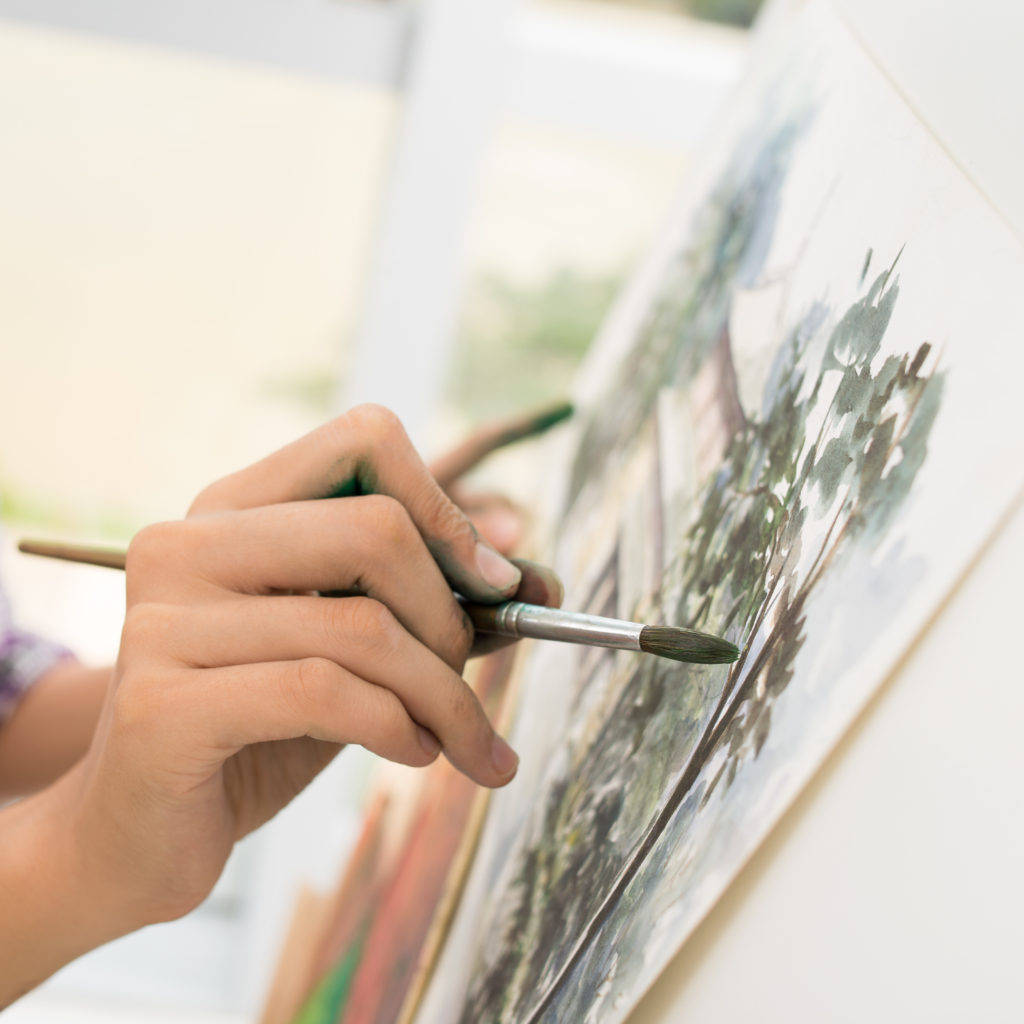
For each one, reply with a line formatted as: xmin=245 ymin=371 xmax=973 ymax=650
xmin=0 ymin=663 xmax=111 ymax=799
xmin=0 ymin=772 xmax=134 ymax=1008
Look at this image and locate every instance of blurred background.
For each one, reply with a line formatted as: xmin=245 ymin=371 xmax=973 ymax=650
xmin=0 ymin=0 xmax=755 ymax=1018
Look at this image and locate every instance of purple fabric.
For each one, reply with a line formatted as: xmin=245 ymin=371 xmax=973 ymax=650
xmin=0 ymin=577 xmax=73 ymax=725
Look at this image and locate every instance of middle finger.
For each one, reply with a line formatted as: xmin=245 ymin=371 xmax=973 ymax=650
xmin=129 ymin=495 xmax=473 ymax=671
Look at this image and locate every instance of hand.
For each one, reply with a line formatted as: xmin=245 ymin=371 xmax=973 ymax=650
xmin=27 ymin=406 xmax=559 ymax=948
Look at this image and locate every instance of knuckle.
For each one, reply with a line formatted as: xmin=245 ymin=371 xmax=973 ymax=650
xmin=290 ymin=657 xmax=339 ymax=715
xmin=110 ymin=663 xmax=175 ymax=735
xmin=120 ymin=602 xmax=176 ymax=650
xmin=329 ymin=597 xmax=403 ymax=661
xmin=188 ymin=477 xmax=231 ymax=516
xmin=361 ymin=494 xmax=416 ymax=548
xmin=125 ymin=522 xmax=178 ymax=577
xmin=445 ymin=678 xmax=481 ymax=727
xmin=109 ymin=680 xmax=145 ymax=734
xmin=363 ymin=688 xmax=432 ymax=766
xmin=344 ymin=403 xmax=408 ymax=450
xmin=115 ymin=604 xmax=182 ymax=712
xmin=418 ymin=476 xmax=474 ymax=542
xmin=366 ymin=683 xmax=405 ymax=728
xmin=125 ymin=520 xmax=206 ymax=597
xmin=445 ymin=605 xmax=475 ymax=666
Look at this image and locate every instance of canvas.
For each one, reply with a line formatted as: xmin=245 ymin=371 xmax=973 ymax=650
xmin=415 ymin=2 xmax=1024 ymax=1022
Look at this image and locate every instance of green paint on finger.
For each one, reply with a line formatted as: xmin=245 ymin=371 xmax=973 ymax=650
xmin=324 ymin=458 xmax=380 ymax=500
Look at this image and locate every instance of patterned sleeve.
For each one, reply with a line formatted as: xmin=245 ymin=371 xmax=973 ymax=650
xmin=0 ymin=578 xmax=74 ymax=726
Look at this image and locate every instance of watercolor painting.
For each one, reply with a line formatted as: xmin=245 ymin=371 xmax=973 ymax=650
xmin=414 ymin=2 xmax=1024 ymax=1022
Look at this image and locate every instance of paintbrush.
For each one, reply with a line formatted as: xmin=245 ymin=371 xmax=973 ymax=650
xmin=461 ymin=599 xmax=738 ymax=665
xmin=429 ymin=399 xmax=574 ymax=489
xmin=17 ymin=539 xmax=739 ymax=665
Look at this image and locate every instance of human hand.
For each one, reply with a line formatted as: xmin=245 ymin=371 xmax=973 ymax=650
xmin=46 ymin=405 xmax=560 ymax=935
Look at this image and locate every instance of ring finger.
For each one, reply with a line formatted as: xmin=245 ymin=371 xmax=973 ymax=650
xmin=155 ymin=594 xmax=519 ymax=788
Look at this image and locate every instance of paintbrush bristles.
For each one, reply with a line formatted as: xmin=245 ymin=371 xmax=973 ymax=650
xmin=465 ymin=599 xmax=738 ymax=665
xmin=639 ymin=626 xmax=739 ymax=665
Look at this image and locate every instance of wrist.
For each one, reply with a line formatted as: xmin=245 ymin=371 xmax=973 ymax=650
xmin=0 ymin=769 xmax=141 ymax=1008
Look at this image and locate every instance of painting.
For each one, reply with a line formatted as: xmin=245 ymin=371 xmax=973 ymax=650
xmin=414 ymin=2 xmax=1024 ymax=1022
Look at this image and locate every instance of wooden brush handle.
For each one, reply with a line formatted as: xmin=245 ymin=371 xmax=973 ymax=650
xmin=17 ymin=539 xmax=127 ymax=571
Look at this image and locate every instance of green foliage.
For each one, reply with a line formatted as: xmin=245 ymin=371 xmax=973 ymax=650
xmin=0 ymin=482 xmax=139 ymax=540
xmin=682 ymin=253 xmax=944 ymax=802
xmin=447 ymin=269 xmax=621 ymax=422
xmin=686 ymin=0 xmax=764 ymax=28
xmin=463 ymin=112 xmax=809 ymax=1024
xmin=594 ymin=0 xmax=764 ymax=29
xmin=568 ymin=117 xmax=800 ymax=504
xmin=260 ymin=367 xmax=338 ymax=415
xmin=257 ymin=268 xmax=619 ymax=425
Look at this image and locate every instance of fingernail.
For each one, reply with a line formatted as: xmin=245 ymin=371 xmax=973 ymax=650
xmin=490 ymin=734 xmax=519 ymax=779
xmin=475 ymin=541 xmax=522 ymax=593
xmin=532 ymin=565 xmax=564 ymax=607
xmin=417 ymin=725 xmax=441 ymax=757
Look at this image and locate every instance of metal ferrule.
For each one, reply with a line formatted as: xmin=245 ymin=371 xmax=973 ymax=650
xmin=496 ymin=601 xmax=643 ymax=653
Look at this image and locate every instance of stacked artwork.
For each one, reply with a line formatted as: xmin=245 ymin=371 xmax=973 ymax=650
xmin=261 ymin=648 xmax=519 ymax=1024
xmin=267 ymin=1 xmax=1024 ymax=1021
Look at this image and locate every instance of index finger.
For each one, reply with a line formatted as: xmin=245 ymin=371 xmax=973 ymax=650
xmin=188 ymin=405 xmax=522 ymax=603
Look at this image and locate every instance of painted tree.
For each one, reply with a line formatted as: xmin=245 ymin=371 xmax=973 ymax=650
xmin=459 ymin=108 xmax=945 ymax=1022
xmin=462 ymin=111 xmax=809 ymax=1024
xmin=566 ymin=117 xmax=802 ymax=506
xmin=674 ymin=250 xmax=944 ymax=806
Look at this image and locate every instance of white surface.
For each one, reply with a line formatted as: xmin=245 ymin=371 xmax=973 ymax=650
xmin=0 ymin=0 xmax=746 ymax=149
xmin=0 ymin=0 xmax=410 ymax=86
xmin=836 ymin=0 xmax=1024 ymax=245
xmin=338 ymin=0 xmax=524 ymax=442
xmin=510 ymin=4 xmax=744 ymax=149
xmin=0 ymin=0 xmax=745 ymax=448
xmin=625 ymin=1 xmax=1024 ymax=1020
xmin=2 ymin=994 xmax=246 ymax=1024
